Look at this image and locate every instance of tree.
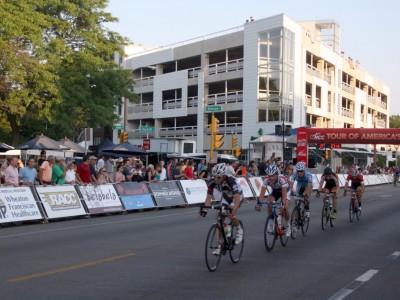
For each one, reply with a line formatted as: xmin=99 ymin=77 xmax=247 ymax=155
xmin=389 ymin=115 xmax=400 ymax=128
xmin=0 ymin=0 xmax=136 ymax=145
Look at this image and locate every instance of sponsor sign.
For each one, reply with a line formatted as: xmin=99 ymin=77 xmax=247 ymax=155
xmin=78 ymin=184 xmax=123 ymax=214
xmin=149 ymin=181 xmax=186 ymax=207
xmin=0 ymin=187 xmax=43 ymax=223
xmin=247 ymin=177 xmax=269 ymax=197
xmin=296 ymin=127 xmax=308 ymax=165
xmin=142 ymin=139 xmax=150 ymax=150
xmin=36 ymin=185 xmax=86 ymax=219
xmin=311 ymin=174 xmax=319 ymax=190
xmin=307 ymin=128 xmax=400 ymax=144
xmin=179 ymin=180 xmax=208 ymax=205
xmin=236 ymin=178 xmax=254 ymax=198
xmin=115 ymin=182 xmax=155 ymax=210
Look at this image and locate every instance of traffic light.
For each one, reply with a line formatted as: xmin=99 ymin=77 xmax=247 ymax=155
xmin=235 ymin=148 xmax=241 ymax=158
xmin=210 ymin=115 xmax=224 ymax=151
xmin=210 ymin=114 xmax=220 ymax=135
xmin=213 ymin=134 xmax=224 ymax=149
xmin=284 ymin=125 xmax=292 ymax=136
xmin=120 ymin=132 xmax=128 ymax=143
xmin=325 ymin=150 xmax=330 ymax=159
xmin=232 ymin=135 xmax=237 ymax=148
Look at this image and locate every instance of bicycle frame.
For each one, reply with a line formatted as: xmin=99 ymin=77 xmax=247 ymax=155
xmin=321 ymin=193 xmax=334 ymax=230
xmin=262 ymin=200 xmax=289 ymax=251
xmin=290 ymin=195 xmax=310 ymax=238
xmin=347 ymin=189 xmax=361 ymax=222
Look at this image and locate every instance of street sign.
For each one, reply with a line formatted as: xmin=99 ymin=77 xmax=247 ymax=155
xmin=114 ymin=124 xmax=124 ymax=130
xmin=205 ymin=105 xmax=221 ymax=112
xmin=140 ymin=126 xmax=155 ymax=132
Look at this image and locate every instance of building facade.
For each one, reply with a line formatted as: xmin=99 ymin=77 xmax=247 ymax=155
xmin=119 ymin=13 xmax=390 ymax=165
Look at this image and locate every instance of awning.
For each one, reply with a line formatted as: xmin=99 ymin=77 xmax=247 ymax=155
xmin=333 ymin=148 xmax=372 ymax=159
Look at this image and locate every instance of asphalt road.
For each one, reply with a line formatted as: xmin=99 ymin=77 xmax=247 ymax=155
xmin=0 ymin=184 xmax=399 ymax=300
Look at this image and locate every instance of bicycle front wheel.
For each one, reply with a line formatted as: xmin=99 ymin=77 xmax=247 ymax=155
xmin=280 ymin=216 xmax=289 ymax=247
xmin=356 ymin=201 xmax=362 ymax=220
xmin=264 ymin=215 xmax=276 ymax=252
xmin=205 ymin=224 xmax=223 ymax=272
xmin=301 ymin=207 xmax=310 ymax=236
xmin=321 ymin=203 xmax=329 ymax=230
xmin=349 ymin=198 xmax=355 ymax=223
xmin=290 ymin=206 xmax=300 ymax=240
xmin=229 ymin=220 xmax=244 ymax=263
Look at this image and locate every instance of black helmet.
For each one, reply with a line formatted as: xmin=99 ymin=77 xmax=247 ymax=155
xmin=324 ymin=167 xmax=333 ymax=175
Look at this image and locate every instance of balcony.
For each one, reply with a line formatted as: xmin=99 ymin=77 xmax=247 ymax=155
xmin=376 ymin=119 xmax=386 ymax=128
xmin=159 ymin=126 xmax=198 ymax=138
xmin=305 ymin=94 xmax=312 ymax=106
xmin=134 ymin=76 xmax=154 ymax=88
xmin=341 ymin=107 xmax=353 ymax=118
xmin=323 ymin=72 xmax=331 ymax=83
xmin=128 ymin=103 xmax=153 ymax=114
xmin=378 ymin=101 xmax=387 ymax=110
xmin=162 ymin=99 xmax=182 ymax=110
xmin=207 ymin=59 xmax=243 ymax=75
xmin=306 ymin=64 xmax=320 ymax=77
xmin=341 ymin=82 xmax=355 ymax=94
xmin=367 ymin=95 xmax=376 ymax=105
xmin=188 ymin=96 xmax=198 ymax=107
xmin=188 ymin=67 xmax=202 ymax=78
xmin=206 ymin=91 xmax=243 ymax=105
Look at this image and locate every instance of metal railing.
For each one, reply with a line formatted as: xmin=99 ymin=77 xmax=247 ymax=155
xmin=206 ymin=91 xmax=243 ymax=105
xmin=305 ymin=94 xmax=312 ymax=106
xmin=188 ymin=67 xmax=202 ymax=78
xmin=341 ymin=82 xmax=355 ymax=94
xmin=188 ymin=96 xmax=198 ymax=107
xmin=207 ymin=59 xmax=244 ymax=75
xmin=341 ymin=107 xmax=353 ymax=118
xmin=306 ymin=64 xmax=320 ymax=77
xmin=162 ymin=99 xmax=182 ymax=110
xmin=134 ymin=76 xmax=154 ymax=88
xmin=128 ymin=103 xmax=153 ymax=114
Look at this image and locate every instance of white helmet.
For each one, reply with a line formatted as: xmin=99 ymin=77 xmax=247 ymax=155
xmin=295 ymin=162 xmax=306 ymax=172
xmin=265 ymin=165 xmax=279 ymax=176
xmin=212 ymin=163 xmax=227 ymax=177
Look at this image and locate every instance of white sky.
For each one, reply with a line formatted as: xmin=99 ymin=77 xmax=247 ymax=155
xmin=106 ymin=0 xmax=400 ymax=116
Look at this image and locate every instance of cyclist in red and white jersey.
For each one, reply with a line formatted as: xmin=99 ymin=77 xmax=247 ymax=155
xmin=344 ymin=167 xmax=365 ymax=210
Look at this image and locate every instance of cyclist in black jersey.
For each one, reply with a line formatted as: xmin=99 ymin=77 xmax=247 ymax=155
xmin=200 ymin=163 xmax=244 ymax=254
xmin=317 ymin=166 xmax=340 ymax=218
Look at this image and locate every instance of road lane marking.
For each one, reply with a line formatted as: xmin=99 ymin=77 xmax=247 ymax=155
xmin=6 ymin=252 xmax=136 ymax=283
xmin=327 ymin=269 xmax=379 ymax=300
xmin=0 ymin=210 xmax=197 ymax=239
xmin=387 ymin=251 xmax=400 ymax=259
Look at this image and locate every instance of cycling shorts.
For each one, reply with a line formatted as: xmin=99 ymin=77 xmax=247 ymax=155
xmin=269 ymin=189 xmax=291 ymax=202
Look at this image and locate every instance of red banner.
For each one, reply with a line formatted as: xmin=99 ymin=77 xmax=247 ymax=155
xmin=296 ymin=127 xmax=308 ymax=165
xmin=143 ymin=139 xmax=150 ymax=150
xmin=307 ymin=128 xmax=400 ymax=144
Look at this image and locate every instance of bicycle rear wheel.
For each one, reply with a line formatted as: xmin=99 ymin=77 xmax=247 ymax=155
xmin=329 ymin=209 xmax=335 ymax=227
xmin=264 ymin=215 xmax=276 ymax=252
xmin=229 ymin=220 xmax=244 ymax=263
xmin=321 ymin=203 xmax=329 ymax=230
xmin=290 ymin=206 xmax=300 ymax=240
xmin=355 ymin=201 xmax=361 ymax=220
xmin=280 ymin=216 xmax=289 ymax=247
xmin=205 ymin=224 xmax=223 ymax=272
xmin=349 ymin=198 xmax=355 ymax=223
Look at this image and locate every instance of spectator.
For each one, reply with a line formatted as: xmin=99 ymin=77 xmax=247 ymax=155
xmin=37 ymin=150 xmax=47 ymax=169
xmin=52 ymin=156 xmax=66 ymax=185
xmin=131 ymin=162 xmax=144 ymax=182
xmin=97 ymin=167 xmax=113 ymax=184
xmin=158 ymin=161 xmax=167 ymax=181
xmin=0 ymin=159 xmax=8 ymax=184
xmin=89 ymin=156 xmax=98 ymax=184
xmin=236 ymin=161 xmax=247 ymax=177
xmin=39 ymin=155 xmax=55 ymax=185
xmin=172 ymin=162 xmax=185 ymax=180
xmin=19 ymin=156 xmax=37 ymax=186
xmin=76 ymin=155 xmax=91 ymax=185
xmin=122 ymin=159 xmax=133 ymax=181
xmin=114 ymin=163 xmax=125 ymax=183
xmin=96 ymin=155 xmax=104 ymax=171
xmin=65 ymin=160 xmax=76 ymax=184
xmin=5 ymin=156 xmax=20 ymax=186
xmin=146 ymin=164 xmax=155 ymax=181
xmin=226 ymin=160 xmax=237 ymax=177
xmin=197 ymin=159 xmax=205 ymax=175
xmin=198 ymin=161 xmax=209 ymax=179
xmin=184 ymin=160 xmax=196 ymax=179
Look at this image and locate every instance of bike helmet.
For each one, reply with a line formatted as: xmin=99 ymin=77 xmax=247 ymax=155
xmin=324 ymin=166 xmax=333 ymax=175
xmin=212 ymin=163 xmax=227 ymax=177
xmin=295 ymin=162 xmax=306 ymax=172
xmin=350 ymin=168 xmax=358 ymax=177
xmin=265 ymin=165 xmax=279 ymax=176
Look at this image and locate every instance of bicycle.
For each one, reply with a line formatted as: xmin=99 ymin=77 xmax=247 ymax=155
xmin=262 ymin=200 xmax=289 ymax=252
xmin=345 ymin=189 xmax=361 ymax=223
xmin=321 ymin=192 xmax=335 ymax=230
xmin=200 ymin=204 xmax=244 ymax=272
xmin=290 ymin=195 xmax=310 ymax=239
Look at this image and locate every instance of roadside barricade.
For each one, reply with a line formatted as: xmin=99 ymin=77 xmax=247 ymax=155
xmin=116 ymin=182 xmax=155 ymax=211
xmin=78 ymin=184 xmax=124 ymax=214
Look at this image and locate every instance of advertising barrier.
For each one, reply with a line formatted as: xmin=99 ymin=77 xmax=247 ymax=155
xmin=311 ymin=174 xmax=319 ymax=190
xmin=78 ymin=184 xmax=124 ymax=214
xmin=247 ymin=177 xmax=268 ymax=197
xmin=148 ymin=181 xmax=186 ymax=207
xmin=179 ymin=180 xmax=208 ymax=205
xmin=236 ymin=177 xmax=254 ymax=198
xmin=116 ymin=182 xmax=155 ymax=210
xmin=0 ymin=186 xmax=43 ymax=224
xmin=36 ymin=185 xmax=87 ymax=219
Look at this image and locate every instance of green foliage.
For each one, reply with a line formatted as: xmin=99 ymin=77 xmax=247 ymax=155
xmin=0 ymin=0 xmax=136 ymax=145
xmin=389 ymin=115 xmax=400 ymax=128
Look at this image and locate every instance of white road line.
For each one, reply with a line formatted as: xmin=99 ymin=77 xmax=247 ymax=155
xmin=0 ymin=210 xmax=197 ymax=239
xmin=386 ymin=251 xmax=400 ymax=259
xmin=328 ymin=269 xmax=379 ymax=300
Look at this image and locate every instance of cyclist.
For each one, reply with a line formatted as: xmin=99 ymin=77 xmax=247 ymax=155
xmin=394 ymin=167 xmax=400 ymax=184
xmin=256 ymin=164 xmax=291 ymax=237
xmin=200 ymin=163 xmax=244 ymax=254
xmin=344 ymin=167 xmax=365 ymax=210
xmin=316 ymin=166 xmax=340 ymax=218
xmin=289 ymin=162 xmax=313 ymax=218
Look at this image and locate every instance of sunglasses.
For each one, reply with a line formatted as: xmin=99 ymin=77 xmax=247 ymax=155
xmin=214 ymin=176 xmax=223 ymax=179
xmin=298 ymin=170 xmax=304 ymax=173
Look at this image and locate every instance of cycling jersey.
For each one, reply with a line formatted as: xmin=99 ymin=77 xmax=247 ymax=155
xmin=346 ymin=173 xmax=364 ymax=183
xmin=290 ymin=171 xmax=312 ymax=195
xmin=262 ymin=174 xmax=291 ymax=200
xmin=321 ymin=173 xmax=339 ymax=190
xmin=207 ymin=176 xmax=243 ymax=204
xmin=395 ymin=170 xmax=400 ymax=176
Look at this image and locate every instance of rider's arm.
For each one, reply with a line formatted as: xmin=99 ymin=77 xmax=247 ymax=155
xmin=306 ymin=181 xmax=312 ymax=197
xmin=258 ymin=185 xmax=266 ymax=204
xmin=231 ymin=193 xmax=241 ymax=218
xmin=317 ymin=176 xmax=324 ymax=191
